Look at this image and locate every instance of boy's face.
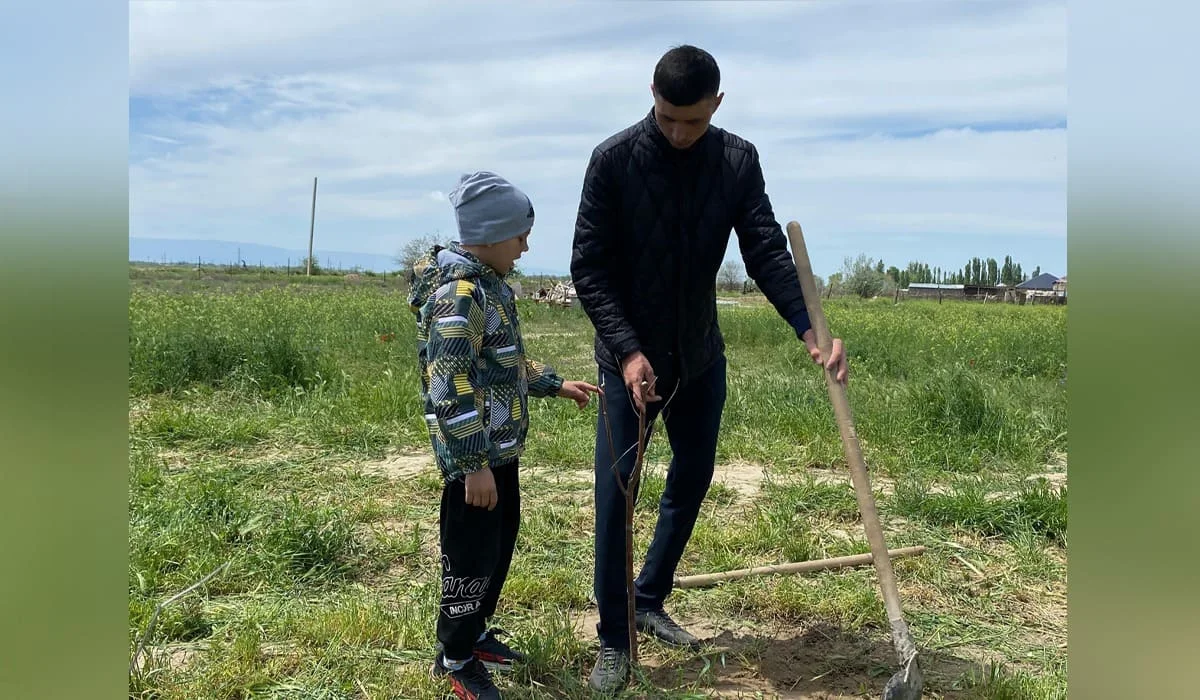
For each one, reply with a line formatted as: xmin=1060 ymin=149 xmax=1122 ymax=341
xmin=477 ymin=229 xmax=530 ymax=275
xmin=651 ymin=85 xmax=724 ymax=151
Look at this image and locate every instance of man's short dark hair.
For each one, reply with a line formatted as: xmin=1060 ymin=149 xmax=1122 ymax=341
xmin=653 ymin=45 xmax=721 ymax=106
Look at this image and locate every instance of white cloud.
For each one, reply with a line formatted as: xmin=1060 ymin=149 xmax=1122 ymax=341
xmin=141 ymin=133 xmax=183 ymax=145
xmin=765 ymin=128 xmax=1066 ymax=184
xmin=129 ymin=0 xmax=1067 ymax=274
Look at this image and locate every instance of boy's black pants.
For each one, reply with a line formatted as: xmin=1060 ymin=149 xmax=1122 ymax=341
xmin=592 ymin=357 xmax=726 ymax=650
xmin=437 ymin=459 xmax=520 ymax=660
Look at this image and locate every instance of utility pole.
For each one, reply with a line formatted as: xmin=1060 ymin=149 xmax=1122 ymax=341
xmin=306 ymin=176 xmax=318 ymax=276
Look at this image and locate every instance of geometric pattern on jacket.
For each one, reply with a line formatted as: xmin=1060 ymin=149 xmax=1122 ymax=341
xmin=409 ymin=242 xmax=564 ymax=482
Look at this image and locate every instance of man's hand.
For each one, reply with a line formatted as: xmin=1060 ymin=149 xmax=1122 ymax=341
xmin=620 ymin=351 xmax=661 ymax=415
xmin=464 ymin=467 xmax=498 ymax=510
xmin=557 ymin=380 xmax=603 ymax=409
xmin=802 ymin=330 xmax=849 ymax=385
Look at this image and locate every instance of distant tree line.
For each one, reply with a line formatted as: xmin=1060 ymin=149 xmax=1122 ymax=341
xmin=881 ymin=256 xmax=1038 ymax=288
xmin=833 ymin=254 xmax=1042 ymax=299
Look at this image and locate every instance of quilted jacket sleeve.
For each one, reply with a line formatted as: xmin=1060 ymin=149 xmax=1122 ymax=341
xmin=425 ymin=280 xmax=492 ymax=475
xmin=571 ymin=146 xmax=642 ymax=362
xmin=732 ymin=144 xmax=812 ymax=341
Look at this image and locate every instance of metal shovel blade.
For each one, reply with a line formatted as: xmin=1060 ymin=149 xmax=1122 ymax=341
xmin=881 ymin=654 xmax=923 ymax=700
xmin=881 ymin=626 xmax=923 ymax=700
xmin=880 ymin=624 xmax=923 ymax=700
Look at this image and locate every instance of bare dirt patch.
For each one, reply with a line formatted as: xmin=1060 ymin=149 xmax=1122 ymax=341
xmin=525 ymin=465 xmax=593 ymax=486
xmin=568 ymin=612 xmax=983 ymax=699
xmin=361 ymin=452 xmax=434 ymax=480
xmin=154 ymin=445 xmax=322 ymax=473
xmin=713 ymin=460 xmax=769 ymax=499
xmin=708 ymin=462 xmax=890 ymax=502
xmin=523 ymin=466 xmax=594 ymax=504
xmin=149 ymin=640 xmax=299 ymax=673
xmin=360 ymin=519 xmax=413 ymax=537
xmin=570 ymin=607 xmax=602 ymax=639
xmin=129 ymin=398 xmax=154 ymax=422
xmin=161 ymin=643 xmax=204 ymax=672
xmin=793 ymin=467 xmax=897 ymax=496
xmin=1024 ymin=470 xmax=1067 ymax=493
xmin=157 ymin=448 xmax=195 ymax=472
xmin=569 ymin=460 xmax=899 ymax=507
xmin=1012 ymin=449 xmax=1068 ymax=494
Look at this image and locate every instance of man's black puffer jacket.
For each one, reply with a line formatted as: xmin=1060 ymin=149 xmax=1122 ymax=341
xmin=571 ymin=108 xmax=812 ymax=387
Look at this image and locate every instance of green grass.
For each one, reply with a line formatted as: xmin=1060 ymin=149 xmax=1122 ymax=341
xmin=128 ymin=269 xmax=1066 ymax=699
xmin=957 ymin=662 xmax=1068 ymax=700
xmin=893 ymin=479 xmax=1067 ymax=545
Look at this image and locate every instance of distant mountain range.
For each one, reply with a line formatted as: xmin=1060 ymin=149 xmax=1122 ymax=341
xmin=128 ymin=237 xmax=566 ymax=275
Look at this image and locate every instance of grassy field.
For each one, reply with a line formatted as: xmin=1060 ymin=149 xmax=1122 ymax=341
xmin=128 ymin=267 xmax=1066 ymax=699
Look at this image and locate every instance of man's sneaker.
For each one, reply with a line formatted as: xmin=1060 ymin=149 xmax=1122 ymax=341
xmin=430 ymin=654 xmax=501 ymax=700
xmin=588 ymin=646 xmax=630 ymax=694
xmin=635 ymin=608 xmax=701 ymax=649
xmin=473 ymin=628 xmax=526 ymax=672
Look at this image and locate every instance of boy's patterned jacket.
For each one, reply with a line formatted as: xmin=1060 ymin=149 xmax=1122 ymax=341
xmin=409 ymin=243 xmax=564 ymax=482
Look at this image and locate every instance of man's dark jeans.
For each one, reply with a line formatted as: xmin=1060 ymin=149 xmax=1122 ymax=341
xmin=592 ymin=357 xmax=726 ymax=649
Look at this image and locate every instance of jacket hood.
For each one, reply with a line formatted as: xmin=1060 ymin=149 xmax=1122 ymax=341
xmin=407 ymin=242 xmax=492 ymax=311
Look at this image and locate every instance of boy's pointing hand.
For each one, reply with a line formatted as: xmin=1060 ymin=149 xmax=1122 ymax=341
xmin=558 ymin=380 xmax=603 ymax=409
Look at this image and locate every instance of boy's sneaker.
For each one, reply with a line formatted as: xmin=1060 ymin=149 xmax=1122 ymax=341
xmin=431 ymin=655 xmax=501 ymax=700
xmin=474 ymin=628 xmax=526 ymax=671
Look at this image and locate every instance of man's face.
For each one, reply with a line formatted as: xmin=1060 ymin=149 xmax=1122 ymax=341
xmin=651 ymin=85 xmax=724 ymax=150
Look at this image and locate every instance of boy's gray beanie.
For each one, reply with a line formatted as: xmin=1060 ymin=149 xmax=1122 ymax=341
xmin=448 ymin=171 xmax=535 ymax=245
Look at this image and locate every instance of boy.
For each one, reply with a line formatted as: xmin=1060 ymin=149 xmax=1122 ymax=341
xmin=409 ymin=171 xmax=601 ymax=700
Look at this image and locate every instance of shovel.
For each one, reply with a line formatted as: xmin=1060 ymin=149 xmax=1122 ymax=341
xmin=786 ymin=221 xmax=924 ymax=700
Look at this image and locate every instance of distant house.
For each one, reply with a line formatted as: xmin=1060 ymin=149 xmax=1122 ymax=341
xmin=904 ymin=283 xmax=966 ymax=299
xmin=904 ymin=283 xmax=1010 ymax=300
xmin=962 ymin=284 xmax=1002 ymax=299
xmin=1017 ymin=272 xmax=1065 ymax=304
xmin=1017 ymin=273 xmax=1060 ymax=291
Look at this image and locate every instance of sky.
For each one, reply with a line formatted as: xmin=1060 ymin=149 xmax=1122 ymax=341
xmin=129 ymin=0 xmax=1066 ymax=278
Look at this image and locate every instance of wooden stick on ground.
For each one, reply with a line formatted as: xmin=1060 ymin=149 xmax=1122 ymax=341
xmin=673 ymin=546 xmax=926 ymax=589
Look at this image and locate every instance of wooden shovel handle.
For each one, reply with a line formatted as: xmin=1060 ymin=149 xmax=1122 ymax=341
xmin=785 ymin=221 xmax=909 ymax=629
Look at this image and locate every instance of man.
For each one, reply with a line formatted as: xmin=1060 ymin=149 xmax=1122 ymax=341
xmin=570 ymin=45 xmax=849 ymax=693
